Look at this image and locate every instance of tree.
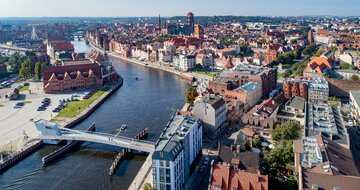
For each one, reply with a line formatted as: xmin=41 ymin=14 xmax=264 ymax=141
xmin=35 ymin=62 xmax=42 ymax=80
xmin=340 ymin=63 xmax=352 ymax=69
xmin=272 ymin=121 xmax=301 ymax=142
xmin=8 ymin=52 xmax=21 ymax=72
xmin=302 ymin=44 xmax=318 ymax=55
xmin=19 ymin=58 xmax=32 ymax=78
xmin=252 ymin=137 xmax=261 ymax=148
xmin=184 ymin=87 xmax=199 ymax=105
xmin=143 ymin=183 xmax=156 ymax=190
xmin=351 ymin=75 xmax=359 ymax=81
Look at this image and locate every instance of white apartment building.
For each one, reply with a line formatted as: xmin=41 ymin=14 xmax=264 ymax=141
xmin=152 ymin=114 xmax=203 ymax=190
xmin=174 ymin=54 xmax=196 ymax=71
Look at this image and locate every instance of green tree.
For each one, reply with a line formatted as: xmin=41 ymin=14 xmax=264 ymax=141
xmin=340 ymin=63 xmax=352 ymax=69
xmin=143 ymin=183 xmax=156 ymax=190
xmin=252 ymin=137 xmax=261 ymax=148
xmin=272 ymin=121 xmax=301 ymax=142
xmin=184 ymin=87 xmax=199 ymax=105
xmin=351 ymin=75 xmax=359 ymax=81
xmin=302 ymin=44 xmax=318 ymax=55
xmin=35 ymin=62 xmax=42 ymax=80
xmin=8 ymin=52 xmax=21 ymax=72
xmin=19 ymin=58 xmax=32 ymax=78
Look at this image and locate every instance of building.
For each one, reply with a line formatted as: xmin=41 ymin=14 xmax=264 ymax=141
xmin=339 ymin=51 xmax=360 ymax=66
xmin=196 ymin=53 xmax=214 ymax=68
xmin=283 ymin=78 xmax=308 ymax=100
xmin=192 ymin=95 xmax=227 ymax=137
xmin=47 ymin=42 xmax=75 ymax=62
xmin=277 ymin=96 xmax=306 ymax=126
xmin=307 ymin=104 xmax=349 ymax=146
xmin=218 ymin=144 xmax=261 ymax=174
xmin=308 ymin=29 xmax=314 ymax=44
xmin=350 ymin=90 xmax=360 ymax=123
xmin=314 ymin=29 xmax=334 ymax=45
xmin=152 ymin=114 xmax=203 ymax=190
xmin=308 ymin=78 xmax=329 ymax=105
xmin=227 ymin=82 xmax=262 ymax=111
xmin=334 ymin=69 xmax=360 ymax=80
xmin=42 ymin=61 xmax=103 ymax=93
xmin=294 ymin=135 xmax=360 ymax=190
xmin=186 ymin=12 xmax=195 ymax=35
xmin=175 ymin=54 xmax=195 ymax=71
xmin=209 ymin=163 xmax=268 ymax=190
xmin=304 ymin=57 xmax=332 ymax=78
xmin=34 ymin=120 xmax=62 ymax=145
xmin=194 ymin=25 xmax=204 ymax=39
xmin=210 ymin=64 xmax=276 ymax=97
xmin=242 ymin=94 xmax=285 ymax=139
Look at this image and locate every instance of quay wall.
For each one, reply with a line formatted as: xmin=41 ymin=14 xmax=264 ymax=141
xmin=0 ymin=142 xmax=42 ymax=174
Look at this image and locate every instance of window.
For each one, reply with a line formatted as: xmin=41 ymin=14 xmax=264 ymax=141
xmin=213 ymin=185 xmax=221 ymax=189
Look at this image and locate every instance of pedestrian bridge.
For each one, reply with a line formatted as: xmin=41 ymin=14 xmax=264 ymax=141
xmin=31 ymin=122 xmax=155 ymax=153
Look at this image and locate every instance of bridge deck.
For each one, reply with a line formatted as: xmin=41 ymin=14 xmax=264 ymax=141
xmin=34 ymin=128 xmax=155 ymax=153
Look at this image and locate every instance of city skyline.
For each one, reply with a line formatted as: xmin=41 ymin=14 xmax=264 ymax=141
xmin=0 ymin=0 xmax=359 ymax=17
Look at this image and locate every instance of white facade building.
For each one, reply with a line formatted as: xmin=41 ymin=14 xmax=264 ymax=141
xmin=152 ymin=114 xmax=203 ymax=190
xmin=174 ymin=55 xmax=196 ymax=71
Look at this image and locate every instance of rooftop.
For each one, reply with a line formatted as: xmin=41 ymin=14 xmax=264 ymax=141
xmin=221 ymin=64 xmax=269 ymax=75
xmin=286 ymin=96 xmax=305 ymax=111
xmin=235 ymin=82 xmax=261 ymax=92
xmin=350 ymin=90 xmax=360 ymax=106
xmin=152 ymin=113 xmax=201 ymax=161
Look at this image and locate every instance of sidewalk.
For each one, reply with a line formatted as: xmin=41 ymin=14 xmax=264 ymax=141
xmin=128 ymin=152 xmax=153 ymax=190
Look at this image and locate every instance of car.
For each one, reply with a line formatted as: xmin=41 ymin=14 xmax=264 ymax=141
xmin=37 ymin=107 xmax=46 ymax=111
xmin=14 ymin=105 xmax=22 ymax=109
xmin=203 ymin=157 xmax=210 ymax=165
xmin=52 ymin=109 xmax=60 ymax=112
xmin=23 ymin=82 xmax=30 ymax=86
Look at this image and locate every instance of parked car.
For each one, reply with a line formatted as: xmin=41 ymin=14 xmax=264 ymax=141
xmin=203 ymin=157 xmax=210 ymax=165
xmin=199 ymin=166 xmax=206 ymax=173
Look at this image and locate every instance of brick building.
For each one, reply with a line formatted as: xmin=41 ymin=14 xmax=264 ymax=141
xmin=283 ymin=78 xmax=309 ymax=100
xmin=42 ymin=61 xmax=103 ymax=93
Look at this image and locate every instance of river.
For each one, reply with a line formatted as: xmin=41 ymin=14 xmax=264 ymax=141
xmin=0 ymin=40 xmax=190 ymax=190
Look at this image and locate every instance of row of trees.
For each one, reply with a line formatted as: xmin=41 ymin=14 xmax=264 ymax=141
xmin=263 ymin=121 xmax=301 ymax=189
xmin=5 ymin=51 xmax=48 ymax=79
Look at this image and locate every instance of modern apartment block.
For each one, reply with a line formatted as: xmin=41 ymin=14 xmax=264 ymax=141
xmin=152 ymin=114 xmax=203 ymax=190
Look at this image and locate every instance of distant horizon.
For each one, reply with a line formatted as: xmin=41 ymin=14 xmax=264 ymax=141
xmin=0 ymin=0 xmax=359 ymax=17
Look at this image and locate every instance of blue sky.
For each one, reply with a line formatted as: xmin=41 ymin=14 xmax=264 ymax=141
xmin=0 ymin=0 xmax=359 ymax=17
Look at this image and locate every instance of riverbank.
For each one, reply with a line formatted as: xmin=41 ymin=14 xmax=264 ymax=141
xmin=53 ymin=78 xmax=123 ymax=128
xmin=88 ymin=42 xmax=212 ymax=81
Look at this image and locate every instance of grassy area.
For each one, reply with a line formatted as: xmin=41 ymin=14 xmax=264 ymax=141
xmin=0 ymin=104 xmax=4 ymax=108
xmin=195 ymin=71 xmax=216 ymax=77
xmin=56 ymin=89 xmax=107 ymax=118
xmin=22 ymin=101 xmax=32 ymax=104
xmin=277 ymin=72 xmax=284 ymax=78
xmin=19 ymin=85 xmax=29 ymax=92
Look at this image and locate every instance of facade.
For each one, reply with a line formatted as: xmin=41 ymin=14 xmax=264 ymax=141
xmin=308 ymin=78 xmax=329 ymax=105
xmin=283 ymin=78 xmax=308 ymax=100
xmin=294 ymin=135 xmax=360 ymax=190
xmin=192 ymin=95 xmax=227 ymax=137
xmin=194 ymin=25 xmax=204 ymax=39
xmin=350 ymin=90 xmax=360 ymax=123
xmin=277 ymin=96 xmax=306 ymax=126
xmin=186 ymin=12 xmax=195 ymax=35
xmin=232 ymin=82 xmax=262 ymax=111
xmin=209 ymin=163 xmax=268 ymax=190
xmin=210 ymin=64 xmax=276 ymax=97
xmin=42 ymin=61 xmax=103 ymax=93
xmin=152 ymin=114 xmax=203 ymax=190
xmin=175 ymin=54 xmax=195 ymax=71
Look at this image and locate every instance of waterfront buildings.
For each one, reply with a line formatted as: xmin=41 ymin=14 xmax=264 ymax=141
xmin=350 ymin=90 xmax=360 ymax=123
xmin=209 ymin=163 xmax=268 ymax=190
xmin=42 ymin=60 xmax=103 ymax=93
xmin=294 ymin=135 xmax=360 ymax=190
xmin=192 ymin=95 xmax=227 ymax=137
xmin=47 ymin=42 xmax=74 ymax=62
xmin=174 ymin=54 xmax=195 ymax=71
xmin=152 ymin=114 xmax=203 ymax=190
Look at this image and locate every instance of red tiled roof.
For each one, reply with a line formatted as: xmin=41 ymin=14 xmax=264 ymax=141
xmin=52 ymin=42 xmax=74 ymax=51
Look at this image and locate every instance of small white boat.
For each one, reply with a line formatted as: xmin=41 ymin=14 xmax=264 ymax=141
xmin=120 ymin=124 xmax=127 ymax=130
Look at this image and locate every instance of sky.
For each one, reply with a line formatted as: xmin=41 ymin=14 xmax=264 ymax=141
xmin=0 ymin=0 xmax=359 ymax=17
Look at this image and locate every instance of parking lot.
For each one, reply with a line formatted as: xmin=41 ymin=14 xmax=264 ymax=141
xmin=0 ymin=80 xmax=87 ymax=152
